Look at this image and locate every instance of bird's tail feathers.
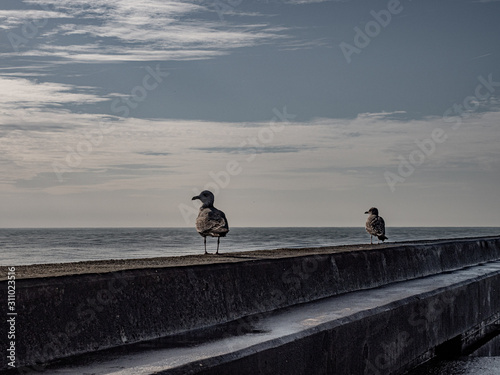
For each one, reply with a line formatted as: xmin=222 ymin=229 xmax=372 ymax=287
xmin=378 ymin=235 xmax=388 ymax=241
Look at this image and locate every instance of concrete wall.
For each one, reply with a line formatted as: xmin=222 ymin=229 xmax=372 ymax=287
xmin=182 ymin=271 xmax=500 ymax=375
xmin=1 ymin=237 xmax=500 ymax=371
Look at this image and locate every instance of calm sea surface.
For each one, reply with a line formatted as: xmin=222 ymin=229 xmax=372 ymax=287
xmin=1 ymin=227 xmax=499 ymax=266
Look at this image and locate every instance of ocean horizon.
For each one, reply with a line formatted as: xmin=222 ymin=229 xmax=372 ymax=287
xmin=1 ymin=226 xmax=500 ymax=267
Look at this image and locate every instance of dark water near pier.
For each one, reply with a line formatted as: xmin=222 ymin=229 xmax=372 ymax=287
xmin=406 ymin=325 xmax=500 ymax=374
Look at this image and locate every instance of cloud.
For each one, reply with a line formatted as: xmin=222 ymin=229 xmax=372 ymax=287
xmin=137 ymin=151 xmax=171 ymax=156
xmin=193 ymin=145 xmax=314 ymax=154
xmin=0 ymin=76 xmax=115 ymax=146
xmin=283 ymin=0 xmax=343 ymax=4
xmin=0 ymin=9 xmax=71 ymax=29
xmin=355 ymin=111 xmax=409 ymax=122
xmin=2 ymin=0 xmax=286 ymax=63
xmin=471 ymin=53 xmax=492 ymax=60
xmin=278 ymin=38 xmax=331 ymax=51
xmin=2 ymin=82 xmax=499 ymax=190
xmin=1 ymin=103 xmax=499 ymax=227
xmin=0 ymin=76 xmax=106 ymax=111
xmin=7 ymin=44 xmax=229 ymax=62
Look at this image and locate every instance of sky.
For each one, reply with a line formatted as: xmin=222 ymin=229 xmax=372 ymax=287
xmin=0 ymin=0 xmax=499 ymax=228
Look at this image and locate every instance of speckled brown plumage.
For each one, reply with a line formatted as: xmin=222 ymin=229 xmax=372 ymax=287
xmin=365 ymin=207 xmax=388 ymax=244
xmin=192 ymin=190 xmax=229 ymax=254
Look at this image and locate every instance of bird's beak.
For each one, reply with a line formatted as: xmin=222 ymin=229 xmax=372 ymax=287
xmin=364 ymin=211 xmax=369 ymax=214
xmin=192 ymin=196 xmax=200 ymax=201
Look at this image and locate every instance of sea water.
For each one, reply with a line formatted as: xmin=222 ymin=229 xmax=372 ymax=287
xmin=0 ymin=227 xmax=499 ymax=266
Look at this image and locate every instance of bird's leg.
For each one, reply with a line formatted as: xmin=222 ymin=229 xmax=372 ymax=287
xmin=216 ymin=237 xmax=220 ymax=255
xmin=204 ymin=237 xmax=208 ymax=254
xmin=370 ymin=235 xmax=373 ymax=245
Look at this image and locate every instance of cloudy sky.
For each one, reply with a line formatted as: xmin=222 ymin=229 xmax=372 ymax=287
xmin=0 ymin=0 xmax=499 ymax=228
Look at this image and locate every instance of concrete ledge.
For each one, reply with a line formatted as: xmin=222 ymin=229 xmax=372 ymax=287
xmin=174 ymin=263 xmax=500 ymax=375
xmin=1 ymin=237 xmax=500 ymax=371
xmin=7 ymin=259 xmax=500 ymax=375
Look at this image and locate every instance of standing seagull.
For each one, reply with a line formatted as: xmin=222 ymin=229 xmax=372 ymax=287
xmin=365 ymin=207 xmax=388 ymax=244
xmin=192 ymin=190 xmax=229 ymax=254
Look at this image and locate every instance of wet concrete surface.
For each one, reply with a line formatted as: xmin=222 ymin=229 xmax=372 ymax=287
xmin=6 ymin=260 xmax=500 ymax=375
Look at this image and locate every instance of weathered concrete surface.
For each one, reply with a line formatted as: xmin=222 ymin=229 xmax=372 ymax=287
xmin=5 ymin=260 xmax=500 ymax=375
xmin=2 ymin=236 xmax=499 ymax=281
xmin=1 ymin=237 xmax=500 ymax=372
xmin=188 ymin=264 xmax=500 ymax=375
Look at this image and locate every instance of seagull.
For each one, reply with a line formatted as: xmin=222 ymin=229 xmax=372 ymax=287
xmin=192 ymin=190 xmax=229 ymax=254
xmin=365 ymin=207 xmax=388 ymax=244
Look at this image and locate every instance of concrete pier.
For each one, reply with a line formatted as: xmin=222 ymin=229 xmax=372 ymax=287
xmin=1 ymin=236 xmax=500 ymax=374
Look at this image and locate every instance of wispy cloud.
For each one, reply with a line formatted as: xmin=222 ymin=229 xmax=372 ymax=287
xmin=283 ymin=0 xmax=343 ymax=4
xmin=471 ymin=53 xmax=492 ymax=60
xmin=2 ymin=0 xmax=286 ymax=63
xmin=193 ymin=145 xmax=314 ymax=154
xmin=0 ymin=76 xmax=106 ymax=110
xmin=2 ymin=108 xmax=499 ymax=195
xmin=355 ymin=111 xmax=409 ymax=122
xmin=0 ymin=9 xmax=71 ymax=29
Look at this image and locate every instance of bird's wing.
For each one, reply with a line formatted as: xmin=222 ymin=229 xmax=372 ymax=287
xmin=196 ymin=208 xmax=229 ymax=235
xmin=209 ymin=208 xmax=229 ymax=234
xmin=195 ymin=209 xmax=210 ymax=234
xmin=370 ymin=216 xmax=385 ymax=236
xmin=366 ymin=216 xmax=377 ymax=233
xmin=219 ymin=210 xmax=229 ymax=230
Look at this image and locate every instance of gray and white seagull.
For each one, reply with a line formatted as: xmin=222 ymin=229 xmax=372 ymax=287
xmin=192 ymin=190 xmax=229 ymax=254
xmin=365 ymin=207 xmax=388 ymax=244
